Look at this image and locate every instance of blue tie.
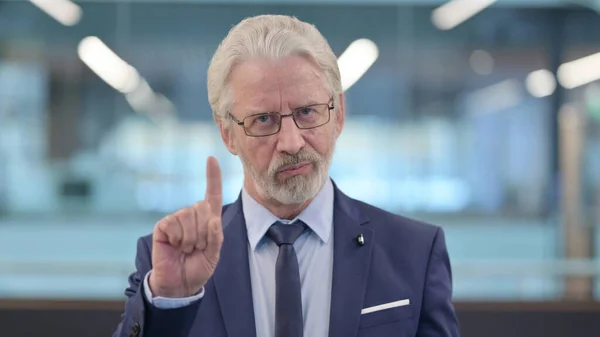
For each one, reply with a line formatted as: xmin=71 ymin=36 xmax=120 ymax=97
xmin=267 ymin=221 xmax=307 ymax=337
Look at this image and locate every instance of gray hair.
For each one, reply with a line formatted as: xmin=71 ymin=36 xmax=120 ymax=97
xmin=206 ymin=14 xmax=342 ymax=126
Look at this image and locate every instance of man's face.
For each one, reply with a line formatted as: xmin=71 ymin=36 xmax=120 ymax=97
xmin=220 ymin=55 xmax=345 ymax=205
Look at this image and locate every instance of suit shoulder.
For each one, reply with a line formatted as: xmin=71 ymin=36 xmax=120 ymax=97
xmin=353 ymin=199 xmax=441 ymax=238
xmin=139 ymin=233 xmax=153 ymax=249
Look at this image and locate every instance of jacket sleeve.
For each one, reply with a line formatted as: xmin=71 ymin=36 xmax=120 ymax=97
xmin=112 ymin=237 xmax=202 ymax=337
xmin=416 ymin=227 xmax=461 ymax=337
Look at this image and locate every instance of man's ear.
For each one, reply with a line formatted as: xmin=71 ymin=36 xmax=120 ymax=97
xmin=218 ymin=118 xmax=238 ymax=155
xmin=334 ymin=92 xmax=345 ymax=138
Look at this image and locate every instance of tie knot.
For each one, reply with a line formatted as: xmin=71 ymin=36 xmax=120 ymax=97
xmin=267 ymin=221 xmax=307 ymax=246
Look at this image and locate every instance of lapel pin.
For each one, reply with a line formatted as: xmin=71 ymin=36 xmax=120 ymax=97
xmin=357 ymin=234 xmax=365 ymax=246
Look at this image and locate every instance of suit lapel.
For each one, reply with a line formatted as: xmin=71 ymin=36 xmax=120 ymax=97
xmin=213 ymin=197 xmax=257 ymax=337
xmin=328 ymin=184 xmax=373 ymax=337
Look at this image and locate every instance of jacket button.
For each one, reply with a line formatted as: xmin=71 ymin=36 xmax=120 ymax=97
xmin=130 ymin=322 xmax=141 ymax=337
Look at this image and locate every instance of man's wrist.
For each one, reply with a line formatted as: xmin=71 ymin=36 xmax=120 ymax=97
xmin=148 ymin=274 xmax=202 ymax=298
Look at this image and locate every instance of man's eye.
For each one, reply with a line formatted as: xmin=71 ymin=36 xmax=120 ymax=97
xmin=297 ymin=107 xmax=315 ymax=115
xmin=254 ymin=115 xmax=272 ymax=123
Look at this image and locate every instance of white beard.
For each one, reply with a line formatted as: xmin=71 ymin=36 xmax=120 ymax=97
xmin=238 ymin=140 xmax=336 ymax=205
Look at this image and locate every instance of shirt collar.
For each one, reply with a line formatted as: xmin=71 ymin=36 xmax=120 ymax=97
xmin=241 ymin=178 xmax=334 ymax=251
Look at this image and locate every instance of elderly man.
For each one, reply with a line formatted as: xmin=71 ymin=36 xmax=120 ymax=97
xmin=113 ymin=14 xmax=460 ymax=337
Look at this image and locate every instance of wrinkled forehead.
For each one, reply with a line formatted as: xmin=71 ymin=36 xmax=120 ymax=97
xmin=228 ymin=55 xmax=330 ymax=115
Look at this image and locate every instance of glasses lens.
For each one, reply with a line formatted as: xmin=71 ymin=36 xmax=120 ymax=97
xmin=294 ymin=104 xmax=330 ymax=129
xmin=244 ymin=112 xmax=281 ymax=136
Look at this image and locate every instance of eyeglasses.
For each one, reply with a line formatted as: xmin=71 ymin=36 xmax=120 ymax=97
xmin=228 ymin=99 xmax=334 ymax=137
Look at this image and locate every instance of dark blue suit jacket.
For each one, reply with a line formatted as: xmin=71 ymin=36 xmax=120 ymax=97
xmin=113 ymin=183 xmax=460 ymax=337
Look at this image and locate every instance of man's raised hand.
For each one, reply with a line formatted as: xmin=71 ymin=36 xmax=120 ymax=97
xmin=149 ymin=156 xmax=224 ymax=298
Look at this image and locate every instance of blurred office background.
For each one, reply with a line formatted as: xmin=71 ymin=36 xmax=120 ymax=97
xmin=1 ymin=0 xmax=600 ymax=336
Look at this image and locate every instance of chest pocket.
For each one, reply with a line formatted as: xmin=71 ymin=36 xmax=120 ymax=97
xmin=359 ymin=300 xmax=414 ymax=329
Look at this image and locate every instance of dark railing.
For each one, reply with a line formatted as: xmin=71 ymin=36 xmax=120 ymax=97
xmin=1 ymin=300 xmax=599 ymax=337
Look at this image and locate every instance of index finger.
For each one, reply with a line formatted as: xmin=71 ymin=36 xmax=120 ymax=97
xmin=205 ymin=156 xmax=223 ymax=216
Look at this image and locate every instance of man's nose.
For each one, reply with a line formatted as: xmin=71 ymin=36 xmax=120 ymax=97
xmin=275 ymin=116 xmax=305 ymax=155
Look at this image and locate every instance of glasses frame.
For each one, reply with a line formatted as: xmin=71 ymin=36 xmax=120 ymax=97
xmin=228 ymin=98 xmax=335 ymax=137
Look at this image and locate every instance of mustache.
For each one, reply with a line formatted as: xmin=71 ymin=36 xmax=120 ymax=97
xmin=269 ymin=149 xmax=322 ymax=174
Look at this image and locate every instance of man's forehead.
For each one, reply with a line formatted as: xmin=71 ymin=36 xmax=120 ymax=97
xmin=232 ymin=88 xmax=328 ymax=115
xmin=230 ymin=57 xmax=323 ymax=87
xmin=229 ymin=58 xmax=329 ymax=112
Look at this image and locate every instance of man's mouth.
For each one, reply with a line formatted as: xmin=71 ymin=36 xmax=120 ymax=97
xmin=277 ymin=162 xmax=312 ymax=175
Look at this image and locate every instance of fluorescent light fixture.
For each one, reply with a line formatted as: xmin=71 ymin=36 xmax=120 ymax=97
xmin=125 ymin=79 xmax=155 ymax=112
xmin=125 ymin=79 xmax=176 ymax=116
xmin=338 ymin=39 xmax=379 ymax=92
xmin=466 ymin=79 xmax=522 ymax=115
xmin=78 ymin=36 xmax=175 ymax=119
xmin=29 ymin=0 xmax=82 ymax=26
xmin=431 ymin=0 xmax=497 ymax=30
xmin=525 ymin=69 xmax=556 ymax=98
xmin=78 ymin=36 xmax=140 ymax=94
xmin=557 ymin=52 xmax=600 ymax=89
